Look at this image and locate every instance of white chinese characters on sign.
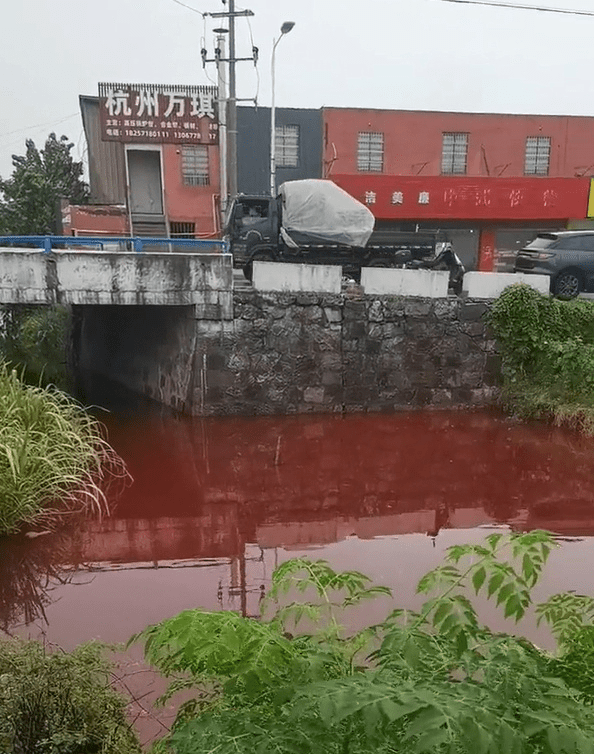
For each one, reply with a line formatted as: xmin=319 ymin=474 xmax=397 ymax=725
xmin=100 ymin=83 xmax=219 ymax=144
xmin=105 ymin=89 xmax=132 ymax=117
xmin=365 ymin=191 xmax=376 ymax=205
xmin=418 ymin=191 xmax=430 ymax=205
xmin=444 ymin=188 xmax=458 ymax=207
xmin=190 ymin=93 xmax=216 ymax=119
xmin=543 ymin=189 xmax=558 ymax=207
xmin=391 ymin=191 xmax=404 ymax=205
xmin=475 ymin=189 xmax=492 ymax=207
xmin=135 ymin=90 xmax=159 ymax=117
xmin=509 ymin=189 xmax=524 ymax=207
xmin=164 ymin=93 xmax=186 ymax=118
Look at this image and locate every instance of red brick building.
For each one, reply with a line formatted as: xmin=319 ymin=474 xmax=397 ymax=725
xmin=66 ymin=87 xmax=222 ymax=239
xmin=323 ymin=108 xmax=594 ymax=270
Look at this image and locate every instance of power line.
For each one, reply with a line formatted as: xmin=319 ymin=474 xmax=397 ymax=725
xmin=437 ymin=0 xmax=594 ymax=17
xmin=169 ymin=0 xmax=205 ymax=15
xmin=0 ymin=112 xmax=80 ymax=142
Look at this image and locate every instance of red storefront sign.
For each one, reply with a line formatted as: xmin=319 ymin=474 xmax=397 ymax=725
xmin=331 ymin=175 xmax=590 ymax=221
xmin=98 ymin=83 xmax=219 ymax=145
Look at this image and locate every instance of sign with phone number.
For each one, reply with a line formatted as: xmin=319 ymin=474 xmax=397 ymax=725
xmin=99 ymin=82 xmax=219 ymax=145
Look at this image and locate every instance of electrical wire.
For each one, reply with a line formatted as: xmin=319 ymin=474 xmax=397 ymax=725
xmin=244 ymin=11 xmax=260 ymax=105
xmin=0 ymin=112 xmax=80 ymax=143
xmin=169 ymin=0 xmax=206 ymax=15
xmin=436 ymin=0 xmax=594 ymax=17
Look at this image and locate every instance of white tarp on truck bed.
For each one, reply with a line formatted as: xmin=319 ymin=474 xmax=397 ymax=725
xmin=279 ymin=179 xmax=375 ymax=248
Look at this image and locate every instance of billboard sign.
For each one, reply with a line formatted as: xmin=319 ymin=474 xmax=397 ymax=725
xmin=98 ymin=83 xmax=219 ymax=144
xmin=332 ymin=175 xmax=590 ymax=222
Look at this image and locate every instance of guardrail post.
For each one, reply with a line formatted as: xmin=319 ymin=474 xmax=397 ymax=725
xmin=134 ymin=238 xmax=143 ymax=253
xmin=43 ymin=237 xmax=52 ymax=254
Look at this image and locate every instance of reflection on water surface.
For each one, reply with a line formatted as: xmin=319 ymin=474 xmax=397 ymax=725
xmin=1 ymin=409 xmax=594 ymax=646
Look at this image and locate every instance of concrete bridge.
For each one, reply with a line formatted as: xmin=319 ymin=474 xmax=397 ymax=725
xmin=0 ymin=247 xmax=232 ymax=315
xmin=0 ymin=242 xmax=522 ymax=416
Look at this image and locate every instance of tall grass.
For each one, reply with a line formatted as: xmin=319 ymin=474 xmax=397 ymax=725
xmin=0 ymin=362 xmax=128 ymax=535
xmin=0 ymin=638 xmax=141 ymax=753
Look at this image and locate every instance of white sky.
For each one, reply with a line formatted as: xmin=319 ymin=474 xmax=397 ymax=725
xmin=1 ymin=0 xmax=594 ymax=180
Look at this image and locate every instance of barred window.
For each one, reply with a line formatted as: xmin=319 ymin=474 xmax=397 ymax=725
xmin=525 ymin=136 xmax=551 ymax=175
xmin=181 ymin=146 xmax=209 ymax=186
xmin=357 ymin=132 xmax=384 ymax=172
xmin=170 ymin=222 xmax=195 ymax=238
xmin=441 ymin=132 xmax=468 ymax=174
xmin=275 ymin=125 xmax=299 ymax=168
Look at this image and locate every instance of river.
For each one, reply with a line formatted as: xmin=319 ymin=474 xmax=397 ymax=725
xmin=2 ymin=400 xmax=594 ymax=743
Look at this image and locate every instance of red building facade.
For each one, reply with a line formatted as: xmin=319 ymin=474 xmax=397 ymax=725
xmin=323 ymin=108 xmax=594 ymax=270
xmin=67 ymin=87 xmax=222 ymax=239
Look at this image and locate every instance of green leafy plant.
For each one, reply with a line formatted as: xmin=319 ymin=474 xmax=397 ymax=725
xmin=0 ymin=305 xmax=71 ymax=389
xmin=488 ymin=283 xmax=594 ymax=432
xmin=0 ymin=362 xmax=128 ymax=534
xmin=0 ymin=638 xmax=141 ymax=753
xmin=132 ymin=530 xmax=594 ymax=753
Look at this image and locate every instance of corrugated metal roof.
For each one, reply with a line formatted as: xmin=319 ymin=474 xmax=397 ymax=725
xmin=80 ymin=96 xmax=127 ymax=205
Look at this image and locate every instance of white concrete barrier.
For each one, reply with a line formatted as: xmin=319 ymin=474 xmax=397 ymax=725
xmin=360 ymin=267 xmax=450 ymax=298
xmin=462 ymin=272 xmax=550 ymax=299
xmin=252 ymin=261 xmax=342 ymax=294
xmin=0 ymin=249 xmax=233 ymax=310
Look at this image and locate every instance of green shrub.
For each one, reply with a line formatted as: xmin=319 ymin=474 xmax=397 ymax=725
xmin=132 ymin=531 xmax=594 ymax=754
xmin=487 ymin=284 xmax=594 ymax=430
xmin=0 ymin=638 xmax=141 ymax=753
xmin=0 ymin=305 xmax=70 ymax=389
xmin=0 ymin=363 xmax=127 ymax=534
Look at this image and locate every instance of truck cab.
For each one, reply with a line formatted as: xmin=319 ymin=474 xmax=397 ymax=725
xmin=224 ymin=195 xmax=278 ymax=266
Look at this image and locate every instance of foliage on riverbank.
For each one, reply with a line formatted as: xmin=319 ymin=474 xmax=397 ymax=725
xmin=0 ymin=304 xmax=70 ymax=389
xmin=0 ymin=639 xmax=141 ymax=753
xmin=0 ymin=363 xmax=127 ymax=535
xmin=132 ymin=531 xmax=594 ymax=754
xmin=488 ymin=283 xmax=594 ymax=433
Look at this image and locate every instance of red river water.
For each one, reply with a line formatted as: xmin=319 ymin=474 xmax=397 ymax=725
xmin=2 ymin=406 xmax=594 ymax=744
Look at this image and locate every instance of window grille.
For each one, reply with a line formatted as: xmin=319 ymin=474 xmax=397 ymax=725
xmin=275 ymin=125 xmax=300 ymax=168
xmin=181 ymin=146 xmax=209 ymax=186
xmin=525 ymin=136 xmax=551 ymax=175
xmin=357 ymin=132 xmax=384 ymax=172
xmin=441 ymin=133 xmax=468 ymax=174
xmin=170 ymin=222 xmax=196 ymax=238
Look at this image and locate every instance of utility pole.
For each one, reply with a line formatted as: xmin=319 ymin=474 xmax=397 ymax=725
xmin=205 ymin=1 xmax=256 ymax=207
xmin=215 ymin=30 xmax=228 ymax=216
xmin=227 ymin=0 xmax=237 ymax=200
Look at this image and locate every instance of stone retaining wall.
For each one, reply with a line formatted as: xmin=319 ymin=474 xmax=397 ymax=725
xmin=191 ymin=289 xmax=499 ymax=416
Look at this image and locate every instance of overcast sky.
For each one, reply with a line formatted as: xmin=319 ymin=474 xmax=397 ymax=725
xmin=1 ymin=0 xmax=594 ymax=180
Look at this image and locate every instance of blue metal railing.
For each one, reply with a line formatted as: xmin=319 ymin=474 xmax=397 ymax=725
xmin=0 ymin=235 xmax=229 ymax=254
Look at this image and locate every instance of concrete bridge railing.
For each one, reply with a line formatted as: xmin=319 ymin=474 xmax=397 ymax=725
xmin=0 ymin=249 xmax=233 ymax=317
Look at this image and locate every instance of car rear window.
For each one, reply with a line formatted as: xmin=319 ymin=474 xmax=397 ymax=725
xmin=524 ymin=235 xmax=558 ymax=250
xmin=556 ymin=235 xmax=594 ymax=251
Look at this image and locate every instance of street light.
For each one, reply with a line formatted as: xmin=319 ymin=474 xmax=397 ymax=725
xmin=270 ymin=21 xmax=295 ymax=196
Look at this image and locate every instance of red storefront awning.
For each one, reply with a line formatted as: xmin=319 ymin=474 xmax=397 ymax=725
xmin=331 ymin=175 xmax=590 ymax=222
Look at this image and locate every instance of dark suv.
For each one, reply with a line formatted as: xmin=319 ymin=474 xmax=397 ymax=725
xmin=514 ymin=231 xmax=594 ymax=299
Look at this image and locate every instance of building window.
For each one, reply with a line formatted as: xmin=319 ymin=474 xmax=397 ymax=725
xmin=525 ymin=136 xmax=551 ymax=175
xmin=275 ymin=125 xmax=300 ymax=168
xmin=441 ymin=132 xmax=468 ymax=174
xmin=181 ymin=146 xmax=209 ymax=186
xmin=170 ymin=222 xmax=195 ymax=238
xmin=357 ymin=132 xmax=384 ymax=172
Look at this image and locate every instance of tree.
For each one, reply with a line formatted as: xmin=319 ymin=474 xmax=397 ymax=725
xmin=0 ymin=132 xmax=89 ymax=236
